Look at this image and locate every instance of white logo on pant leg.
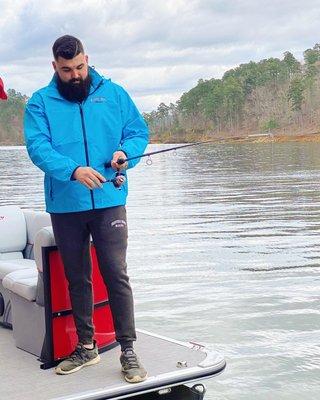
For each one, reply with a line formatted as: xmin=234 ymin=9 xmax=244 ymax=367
xmin=111 ymin=219 xmax=127 ymax=228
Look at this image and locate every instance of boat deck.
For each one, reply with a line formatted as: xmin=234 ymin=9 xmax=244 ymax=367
xmin=1 ymin=328 xmax=226 ymax=400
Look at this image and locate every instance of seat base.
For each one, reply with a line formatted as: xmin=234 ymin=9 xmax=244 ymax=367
xmin=10 ymin=293 xmax=45 ymax=357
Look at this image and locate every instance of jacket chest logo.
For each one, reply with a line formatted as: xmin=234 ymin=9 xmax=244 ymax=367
xmin=90 ymin=96 xmax=107 ymax=103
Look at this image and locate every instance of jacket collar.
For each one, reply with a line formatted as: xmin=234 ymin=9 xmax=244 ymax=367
xmin=46 ymin=66 xmax=104 ymax=100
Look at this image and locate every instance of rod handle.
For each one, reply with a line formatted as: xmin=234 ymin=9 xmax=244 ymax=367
xmin=104 ymin=157 xmax=126 ymax=168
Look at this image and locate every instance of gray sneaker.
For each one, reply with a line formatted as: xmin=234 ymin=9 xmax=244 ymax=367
xmin=55 ymin=341 xmax=100 ymax=375
xmin=120 ymin=348 xmax=148 ymax=383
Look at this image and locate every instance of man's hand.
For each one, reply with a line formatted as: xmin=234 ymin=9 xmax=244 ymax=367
xmin=111 ymin=151 xmax=128 ymax=170
xmin=73 ymin=167 xmax=106 ymax=190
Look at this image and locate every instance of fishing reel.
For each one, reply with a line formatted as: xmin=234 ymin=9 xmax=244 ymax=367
xmin=104 ymin=157 xmax=127 ymax=190
xmin=107 ymin=170 xmax=126 ymax=190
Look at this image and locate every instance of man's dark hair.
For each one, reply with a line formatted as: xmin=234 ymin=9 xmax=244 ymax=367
xmin=52 ymin=35 xmax=84 ymax=60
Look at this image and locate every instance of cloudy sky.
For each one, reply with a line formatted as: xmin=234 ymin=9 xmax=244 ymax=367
xmin=1 ymin=0 xmax=320 ymax=112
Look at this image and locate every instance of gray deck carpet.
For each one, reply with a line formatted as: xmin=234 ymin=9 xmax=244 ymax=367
xmin=0 ymin=328 xmax=217 ymax=400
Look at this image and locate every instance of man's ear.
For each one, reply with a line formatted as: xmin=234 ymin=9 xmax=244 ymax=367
xmin=85 ymin=55 xmax=88 ymax=64
xmin=52 ymin=61 xmax=57 ymax=71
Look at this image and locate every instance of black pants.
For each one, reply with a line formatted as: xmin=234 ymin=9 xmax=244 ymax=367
xmin=50 ymin=206 xmax=136 ymax=347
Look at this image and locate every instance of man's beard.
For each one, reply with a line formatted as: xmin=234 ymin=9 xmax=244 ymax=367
xmin=56 ymin=74 xmax=91 ymax=103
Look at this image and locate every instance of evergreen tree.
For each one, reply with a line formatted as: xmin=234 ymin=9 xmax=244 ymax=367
xmin=283 ymin=51 xmax=301 ymax=78
xmin=287 ymin=77 xmax=304 ymax=112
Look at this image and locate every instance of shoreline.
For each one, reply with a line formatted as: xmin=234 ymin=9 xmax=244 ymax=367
xmin=150 ymin=131 xmax=320 ymax=145
xmin=2 ymin=132 xmax=320 ymax=147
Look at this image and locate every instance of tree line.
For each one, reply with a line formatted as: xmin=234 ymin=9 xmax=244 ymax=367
xmin=143 ymin=43 xmax=320 ymax=141
xmin=0 ymin=89 xmax=27 ymax=145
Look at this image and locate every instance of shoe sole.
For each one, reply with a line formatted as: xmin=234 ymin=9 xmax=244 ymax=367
xmin=55 ymin=354 xmax=101 ymax=375
xmin=122 ymin=368 xmax=148 ymax=383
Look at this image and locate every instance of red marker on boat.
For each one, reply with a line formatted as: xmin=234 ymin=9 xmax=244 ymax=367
xmin=0 ymin=77 xmax=8 ymax=100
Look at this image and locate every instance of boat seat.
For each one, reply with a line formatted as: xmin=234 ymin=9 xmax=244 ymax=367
xmin=0 ymin=205 xmax=26 ymax=263
xmin=2 ymin=226 xmax=56 ymax=356
xmin=33 ymin=226 xmax=56 ymax=273
xmin=0 ymin=206 xmax=51 ymax=276
xmin=0 ymin=205 xmax=51 ymax=326
xmin=23 ymin=209 xmax=52 ymax=260
xmin=2 ymin=226 xmax=56 ymax=306
xmin=34 ymin=226 xmax=56 ymax=306
xmin=2 ymin=269 xmax=38 ymax=302
xmin=1 ymin=223 xmax=54 ymax=356
xmin=0 ymin=259 xmax=36 ymax=281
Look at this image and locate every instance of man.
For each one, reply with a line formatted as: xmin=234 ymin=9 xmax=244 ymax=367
xmin=24 ymin=35 xmax=148 ymax=383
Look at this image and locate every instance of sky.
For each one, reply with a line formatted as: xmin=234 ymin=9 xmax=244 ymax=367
xmin=1 ymin=0 xmax=320 ymax=112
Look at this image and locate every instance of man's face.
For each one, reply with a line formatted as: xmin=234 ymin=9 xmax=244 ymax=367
xmin=52 ymin=53 xmax=89 ymax=84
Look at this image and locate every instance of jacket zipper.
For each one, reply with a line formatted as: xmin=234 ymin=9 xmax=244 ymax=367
xmin=79 ymin=104 xmax=95 ymax=210
xmin=77 ymin=78 xmax=104 ymax=210
xmin=50 ymin=177 xmax=53 ymax=200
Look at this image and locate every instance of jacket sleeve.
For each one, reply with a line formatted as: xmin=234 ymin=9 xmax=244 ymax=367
xmin=24 ymin=92 xmax=80 ymax=181
xmin=117 ymin=86 xmax=149 ymax=169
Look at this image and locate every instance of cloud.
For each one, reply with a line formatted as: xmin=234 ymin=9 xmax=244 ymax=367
xmin=1 ymin=0 xmax=320 ymax=111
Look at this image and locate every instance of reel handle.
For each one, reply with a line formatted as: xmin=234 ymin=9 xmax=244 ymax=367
xmin=111 ymin=172 xmax=126 ymax=189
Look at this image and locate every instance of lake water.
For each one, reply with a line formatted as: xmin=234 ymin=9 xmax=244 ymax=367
xmin=1 ymin=143 xmax=320 ymax=400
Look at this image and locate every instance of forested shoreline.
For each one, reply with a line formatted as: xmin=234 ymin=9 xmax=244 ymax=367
xmin=2 ymin=44 xmax=320 ymax=145
xmin=144 ymin=43 xmax=320 ymax=142
xmin=0 ymin=89 xmax=27 ymax=145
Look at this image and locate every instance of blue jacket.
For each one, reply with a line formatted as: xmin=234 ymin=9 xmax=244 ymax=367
xmin=24 ymin=67 xmax=149 ymax=213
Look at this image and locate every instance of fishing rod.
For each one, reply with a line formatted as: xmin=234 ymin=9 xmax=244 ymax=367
xmin=105 ymin=140 xmax=214 ymax=189
xmin=105 ymin=140 xmax=215 ymax=169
